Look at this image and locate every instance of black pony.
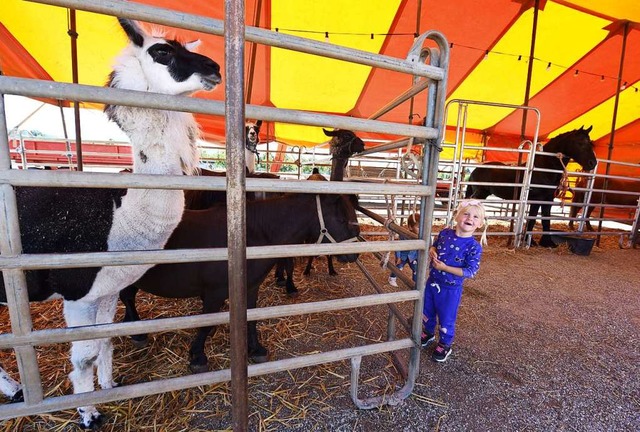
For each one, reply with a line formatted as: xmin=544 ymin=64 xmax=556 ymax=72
xmin=119 ymin=193 xmax=360 ymax=373
xmin=465 ymin=126 xmax=597 ymax=246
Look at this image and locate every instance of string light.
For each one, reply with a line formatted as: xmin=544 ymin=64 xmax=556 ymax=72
xmin=264 ymin=27 xmax=639 ymax=93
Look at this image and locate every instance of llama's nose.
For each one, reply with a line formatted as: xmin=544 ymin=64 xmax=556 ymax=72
xmin=203 ymin=59 xmax=222 ymax=83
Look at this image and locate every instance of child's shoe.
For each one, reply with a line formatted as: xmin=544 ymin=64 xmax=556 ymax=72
xmin=431 ymin=343 xmax=452 ymax=362
xmin=388 ymin=275 xmax=398 ymax=287
xmin=420 ymin=331 xmax=435 ymax=348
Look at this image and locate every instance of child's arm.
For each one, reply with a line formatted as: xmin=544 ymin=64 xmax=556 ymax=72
xmin=430 ymin=256 xmax=465 ymax=277
xmin=431 ymin=243 xmax=483 ymax=278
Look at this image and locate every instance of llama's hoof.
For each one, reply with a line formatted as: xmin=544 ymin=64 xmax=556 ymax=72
xmin=9 ymin=389 xmax=23 ymax=403
xmin=78 ymin=407 xmax=104 ymax=430
xmin=130 ymin=336 xmax=150 ymax=349
xmin=286 ymin=287 xmax=299 ymax=297
xmin=189 ymin=363 xmax=209 ymax=374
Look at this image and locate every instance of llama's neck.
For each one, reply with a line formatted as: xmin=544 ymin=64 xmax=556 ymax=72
xmin=108 ymin=105 xmax=200 ymax=175
xmin=331 ymin=158 xmax=347 ymax=181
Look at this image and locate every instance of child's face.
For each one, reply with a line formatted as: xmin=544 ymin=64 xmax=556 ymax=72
xmin=455 ymin=206 xmax=483 ymax=235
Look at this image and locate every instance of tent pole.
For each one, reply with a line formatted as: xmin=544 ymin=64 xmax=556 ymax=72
xmin=245 ymin=0 xmax=262 ymax=105
xmin=597 ymin=21 xmax=630 ymax=240
xmin=519 ymin=0 xmax=539 ymax=141
xmin=68 ymin=9 xmax=83 ymax=171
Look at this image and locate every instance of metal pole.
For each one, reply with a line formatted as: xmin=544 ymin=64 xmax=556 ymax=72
xmin=225 ymin=0 xmax=249 ymax=430
xmin=598 ymin=21 xmax=630 ymax=240
xmin=68 ymin=9 xmax=83 ymax=170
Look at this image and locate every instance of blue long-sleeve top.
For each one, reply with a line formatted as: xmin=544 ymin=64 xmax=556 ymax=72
xmin=429 ymin=227 xmax=483 ymax=288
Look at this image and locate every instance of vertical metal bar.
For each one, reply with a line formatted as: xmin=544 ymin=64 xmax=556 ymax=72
xmin=245 ymin=0 xmax=262 ymax=105
xmin=224 ymin=0 xmax=249 ymax=430
xmin=68 ymin=9 xmax=84 ymax=171
xmin=0 ymin=94 xmax=44 ymax=404
xmin=598 ymin=21 xmax=630 ymax=241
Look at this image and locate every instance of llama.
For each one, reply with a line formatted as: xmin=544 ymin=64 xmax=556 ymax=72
xmin=0 ymin=18 xmax=220 ymax=428
xmin=245 ymin=120 xmax=262 ymax=173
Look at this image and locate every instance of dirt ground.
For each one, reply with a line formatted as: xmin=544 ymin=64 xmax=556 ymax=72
xmin=0 ymin=228 xmax=639 ymax=431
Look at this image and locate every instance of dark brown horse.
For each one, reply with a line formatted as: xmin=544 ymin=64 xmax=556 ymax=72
xmin=119 ymin=193 xmax=360 ymax=373
xmin=465 ymin=126 xmax=597 ymax=246
xmin=569 ymin=176 xmax=640 ymax=230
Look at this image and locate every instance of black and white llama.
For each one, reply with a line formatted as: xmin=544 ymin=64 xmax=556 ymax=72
xmin=0 ymin=18 xmax=220 ymax=428
xmin=245 ymin=120 xmax=262 ymax=173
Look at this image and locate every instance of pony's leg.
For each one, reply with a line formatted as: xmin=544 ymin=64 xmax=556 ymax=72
xmin=119 ymin=285 xmax=149 ymax=347
xmin=274 ymin=259 xmax=286 ymax=287
xmin=303 ymin=257 xmax=314 ymax=276
xmin=247 ymin=286 xmax=268 ymax=363
xmin=189 ymin=293 xmax=225 ymax=373
xmin=63 ymin=300 xmax=103 ymax=429
xmin=0 ymin=367 xmax=22 ymax=402
xmin=539 ymin=204 xmax=557 ymax=247
xmin=95 ymin=295 xmax=119 ymax=390
xmin=284 ymin=258 xmax=298 ymax=296
xmin=585 ymin=205 xmax=595 ymax=231
xmin=526 ymin=203 xmax=541 ymax=246
xmin=326 ymin=255 xmax=337 ymax=276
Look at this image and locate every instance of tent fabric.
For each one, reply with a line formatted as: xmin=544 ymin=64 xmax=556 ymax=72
xmin=1 ymin=0 xmax=639 ymax=168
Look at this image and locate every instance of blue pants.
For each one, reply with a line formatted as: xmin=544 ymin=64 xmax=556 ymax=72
xmin=422 ymin=280 xmax=463 ymax=347
xmin=391 ymin=257 xmax=417 ymax=282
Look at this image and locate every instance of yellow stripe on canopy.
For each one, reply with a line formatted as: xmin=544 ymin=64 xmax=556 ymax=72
xmin=447 ymin=1 xmax=610 ymax=131
xmin=2 ymin=0 xmax=123 ymax=87
xmin=271 ymin=0 xmax=401 ymax=145
xmin=549 ymin=82 xmax=640 ymax=141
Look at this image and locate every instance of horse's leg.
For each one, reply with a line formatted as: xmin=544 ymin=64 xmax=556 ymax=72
xmin=327 ymin=255 xmax=337 ymax=276
xmin=63 ymin=300 xmax=104 ymax=429
xmin=118 ymin=285 xmax=149 ymax=347
xmin=0 ymin=367 xmax=22 ymax=402
xmin=539 ymin=204 xmax=557 ymax=247
xmin=274 ymin=259 xmax=286 ymax=287
xmin=247 ymin=286 xmax=268 ymax=363
xmin=284 ymin=258 xmax=298 ymax=296
xmin=303 ymin=257 xmax=314 ymax=276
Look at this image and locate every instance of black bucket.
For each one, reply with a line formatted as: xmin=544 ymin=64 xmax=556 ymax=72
xmin=549 ymin=234 xmax=595 ymax=256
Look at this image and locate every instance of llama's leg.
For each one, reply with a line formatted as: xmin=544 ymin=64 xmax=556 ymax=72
xmin=284 ymin=258 xmax=298 ymax=296
xmin=95 ymin=295 xmax=119 ymax=390
xmin=64 ymin=300 xmax=103 ymax=429
xmin=326 ymin=255 xmax=337 ymax=276
xmin=119 ymin=285 xmax=149 ymax=347
xmin=303 ymin=257 xmax=314 ymax=276
xmin=0 ymin=367 xmax=22 ymax=402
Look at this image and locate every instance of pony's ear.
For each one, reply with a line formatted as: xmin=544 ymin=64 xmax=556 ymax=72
xmin=585 ymin=125 xmax=593 ymax=134
xmin=323 ymin=128 xmax=338 ymax=137
xmin=118 ymin=18 xmax=145 ymax=47
xmin=185 ymin=40 xmax=202 ymax=52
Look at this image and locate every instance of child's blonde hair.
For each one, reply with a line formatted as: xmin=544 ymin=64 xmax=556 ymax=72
xmin=453 ymin=200 xmax=488 ymax=246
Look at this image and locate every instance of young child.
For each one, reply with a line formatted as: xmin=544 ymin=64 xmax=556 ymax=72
xmin=388 ymin=213 xmax=420 ymax=287
xmin=421 ymin=200 xmax=487 ymax=362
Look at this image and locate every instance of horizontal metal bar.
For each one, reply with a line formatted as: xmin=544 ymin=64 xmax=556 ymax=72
xmin=0 ymin=291 xmax=419 ymax=348
xmin=0 ymin=77 xmax=438 ymax=139
xmin=0 ymin=338 xmax=412 ymax=420
xmin=0 ymin=167 xmax=433 ymax=195
xmin=0 ymin=240 xmax=425 ymax=270
xmin=28 ymin=0 xmax=444 ymax=81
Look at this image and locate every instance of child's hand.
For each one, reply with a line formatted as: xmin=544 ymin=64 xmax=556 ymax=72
xmin=428 ymin=248 xmax=438 ymax=261
xmin=431 ymin=256 xmax=446 ymax=271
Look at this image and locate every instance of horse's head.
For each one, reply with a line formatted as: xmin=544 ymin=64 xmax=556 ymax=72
xmin=547 ymin=125 xmax=597 ymax=171
xmin=323 ymin=128 xmax=365 ymax=159
xmin=317 ymin=194 xmax=360 ymax=263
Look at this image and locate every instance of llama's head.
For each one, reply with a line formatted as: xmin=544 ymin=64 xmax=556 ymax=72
xmin=246 ymin=120 xmax=263 ymax=151
xmin=107 ymin=18 xmax=221 ymax=96
xmin=323 ymin=128 xmax=365 ymax=160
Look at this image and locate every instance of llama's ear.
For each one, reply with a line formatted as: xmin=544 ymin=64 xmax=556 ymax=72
xmin=585 ymin=125 xmax=593 ymax=133
xmin=256 ymin=120 xmax=262 ymax=128
xmin=323 ymin=128 xmax=337 ymax=137
xmin=185 ymin=40 xmax=202 ymax=52
xmin=118 ymin=18 xmax=145 ymax=47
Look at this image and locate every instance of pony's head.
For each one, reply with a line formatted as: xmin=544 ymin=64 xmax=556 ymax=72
xmin=318 ymin=194 xmax=360 ymax=263
xmin=546 ymin=125 xmax=597 ymax=171
xmin=323 ymin=128 xmax=365 ymax=159
xmin=107 ymin=18 xmax=221 ymax=96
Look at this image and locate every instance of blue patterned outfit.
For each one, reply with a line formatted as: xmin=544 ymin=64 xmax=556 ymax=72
xmin=422 ymin=227 xmax=483 ymax=346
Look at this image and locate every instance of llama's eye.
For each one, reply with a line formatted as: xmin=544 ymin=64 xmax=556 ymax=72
xmin=148 ymin=43 xmax=175 ymax=65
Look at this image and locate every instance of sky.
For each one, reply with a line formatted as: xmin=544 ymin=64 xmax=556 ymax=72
xmin=4 ymin=95 xmax=129 ymax=142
